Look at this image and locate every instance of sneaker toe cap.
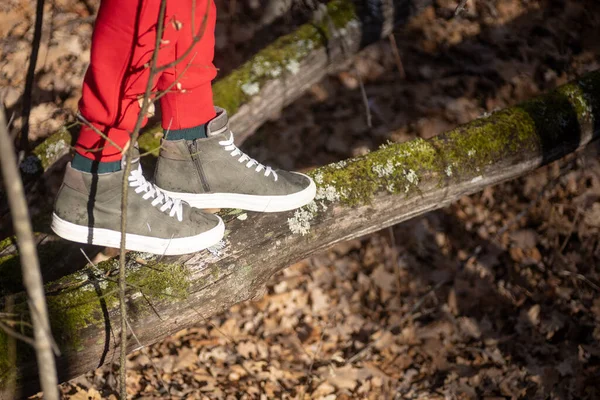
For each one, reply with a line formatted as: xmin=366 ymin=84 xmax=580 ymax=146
xmin=276 ymin=170 xmax=314 ymax=192
xmin=190 ymin=208 xmax=221 ymax=227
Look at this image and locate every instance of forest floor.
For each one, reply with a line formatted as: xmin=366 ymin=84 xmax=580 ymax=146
xmin=2 ymin=0 xmax=600 ymax=399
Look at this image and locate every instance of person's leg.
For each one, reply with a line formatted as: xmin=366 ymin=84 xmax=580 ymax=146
xmin=53 ymin=0 xmax=224 ymax=255
xmin=152 ymin=1 xmax=315 ymax=212
xmin=73 ymin=0 xmax=180 ymax=171
xmin=157 ymin=0 xmax=218 ymax=141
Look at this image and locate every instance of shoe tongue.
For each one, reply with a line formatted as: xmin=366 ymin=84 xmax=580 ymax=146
xmin=206 ymin=107 xmax=230 ymax=137
xmin=121 ymin=145 xmax=141 ymax=170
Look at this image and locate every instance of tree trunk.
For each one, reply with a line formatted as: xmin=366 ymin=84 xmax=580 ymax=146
xmin=1 ymin=68 xmax=599 ymax=399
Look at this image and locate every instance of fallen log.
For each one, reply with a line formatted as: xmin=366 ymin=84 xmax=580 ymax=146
xmin=1 ymin=68 xmax=599 ymax=398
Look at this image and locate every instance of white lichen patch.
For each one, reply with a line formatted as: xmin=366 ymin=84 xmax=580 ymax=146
xmin=207 ymin=240 xmax=227 ymax=257
xmin=379 ymin=140 xmax=394 ymax=150
xmin=90 ymin=279 xmax=109 ymax=291
xmin=288 ymin=207 xmax=315 ymax=235
xmin=20 ymin=155 xmax=40 ymax=174
xmin=445 ymin=165 xmax=453 ymax=177
xmin=269 ymin=65 xmax=282 ymax=78
xmin=564 ymin=85 xmax=593 ymax=118
xmin=306 ymin=200 xmax=319 ymax=214
xmin=241 ymin=82 xmax=260 ymax=96
xmin=468 ymin=149 xmax=476 ymax=157
xmin=251 ymin=57 xmax=270 ymax=76
xmin=299 ymin=39 xmax=315 ymax=51
xmin=130 ymin=292 xmax=143 ymax=300
xmin=372 ymin=160 xmax=395 ymax=178
xmin=405 ymin=169 xmax=419 ymax=185
xmin=314 ymin=172 xmax=324 ymax=185
xmin=286 ymin=59 xmax=300 ymax=75
xmin=316 ymin=185 xmax=341 ymax=202
xmin=332 ymin=160 xmax=347 ymax=169
xmin=45 ymin=139 xmax=68 ymax=162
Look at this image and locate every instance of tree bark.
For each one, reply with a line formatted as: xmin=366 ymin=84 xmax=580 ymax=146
xmin=1 ymin=68 xmax=599 ymax=399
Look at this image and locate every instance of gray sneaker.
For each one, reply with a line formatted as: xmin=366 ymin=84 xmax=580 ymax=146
xmin=51 ymin=150 xmax=224 ymax=255
xmin=154 ymin=107 xmax=316 ymax=212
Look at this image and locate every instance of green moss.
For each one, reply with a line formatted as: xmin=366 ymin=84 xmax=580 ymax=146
xmin=43 ymin=260 xmax=190 ymax=349
xmin=0 ymin=237 xmax=15 ymax=252
xmin=138 ymin=129 xmax=163 ymax=157
xmin=32 ymin=128 xmax=71 ymax=170
xmin=128 ymin=262 xmax=190 ymax=301
xmin=0 ymin=293 xmax=37 ymax=388
xmin=305 ymin=72 xmax=597 ymax=209
xmin=437 ymin=106 xmax=538 ymax=173
xmin=557 ymin=83 xmax=592 ymax=120
xmin=0 ymin=329 xmax=9 ymax=382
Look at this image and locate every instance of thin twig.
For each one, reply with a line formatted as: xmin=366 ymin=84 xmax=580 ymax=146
xmin=0 ymin=320 xmax=37 ymax=347
xmin=19 ymin=0 xmax=46 ymax=157
xmin=388 ymin=33 xmax=406 ymax=79
xmin=78 ymin=113 xmax=124 ymax=153
xmin=1 ymin=295 xmax=18 ymax=398
xmin=454 ymin=0 xmax=469 ymax=16
xmin=558 ymin=208 xmax=581 ymax=254
xmin=152 ymin=54 xmax=196 ymax=102
xmin=0 ymin=106 xmax=59 ymax=398
xmin=117 ymin=1 xmax=168 ymax=397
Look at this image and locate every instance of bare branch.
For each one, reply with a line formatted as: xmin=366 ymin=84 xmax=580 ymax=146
xmin=454 ymin=0 xmax=469 ymax=16
xmin=388 ymin=33 xmax=406 ymax=79
xmin=117 ymin=0 xmax=168 ymax=397
xmin=78 ymin=113 xmax=124 ymax=153
xmin=0 ymin=106 xmax=59 ymax=398
xmin=0 ymin=320 xmax=37 ymax=347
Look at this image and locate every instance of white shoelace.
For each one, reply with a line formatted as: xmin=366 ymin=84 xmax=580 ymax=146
xmin=128 ymin=164 xmax=184 ymax=222
xmin=218 ymin=133 xmax=278 ymax=181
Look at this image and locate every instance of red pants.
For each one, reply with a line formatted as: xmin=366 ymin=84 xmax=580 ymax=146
xmin=75 ymin=0 xmax=217 ymax=162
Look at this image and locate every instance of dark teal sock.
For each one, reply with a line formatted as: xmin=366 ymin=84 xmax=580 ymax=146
xmin=164 ymin=124 xmax=207 ymax=141
xmin=72 ymin=153 xmax=121 ymax=173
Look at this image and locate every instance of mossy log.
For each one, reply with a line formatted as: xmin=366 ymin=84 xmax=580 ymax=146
xmin=1 ymin=68 xmax=599 ymax=398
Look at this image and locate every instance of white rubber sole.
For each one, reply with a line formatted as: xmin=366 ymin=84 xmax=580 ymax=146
xmin=158 ymin=173 xmax=317 ymax=212
xmin=51 ymin=213 xmax=225 ymax=255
